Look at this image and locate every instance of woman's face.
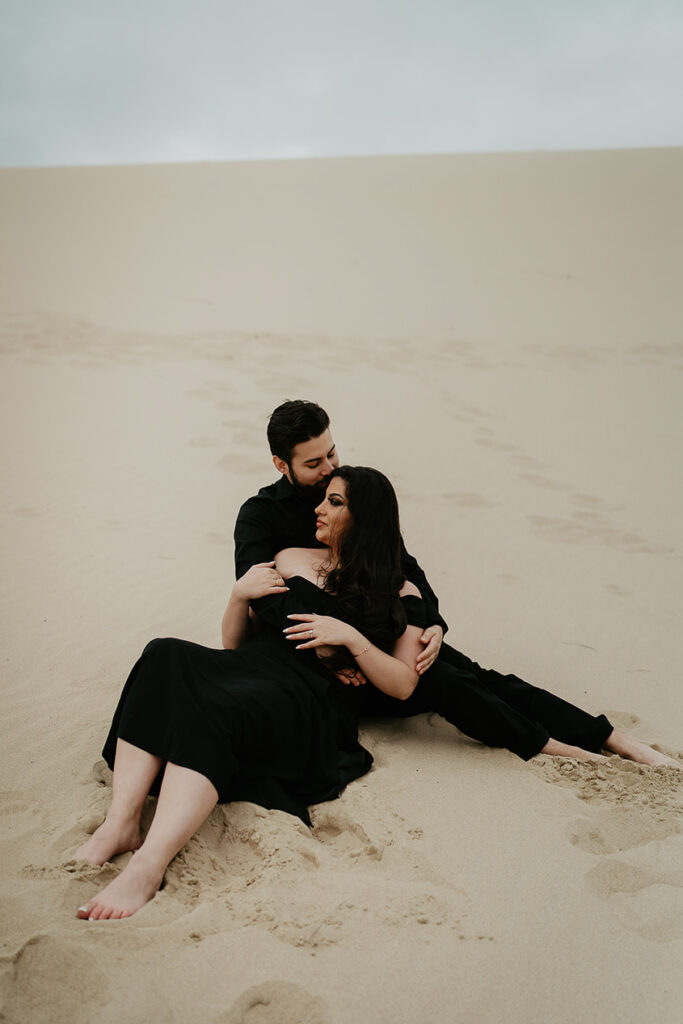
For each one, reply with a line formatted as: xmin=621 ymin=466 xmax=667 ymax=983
xmin=314 ymin=477 xmax=352 ymax=549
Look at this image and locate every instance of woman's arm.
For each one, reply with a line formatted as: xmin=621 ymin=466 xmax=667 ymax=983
xmin=221 ymin=562 xmax=288 ymax=649
xmin=350 ymin=624 xmax=422 ymax=700
xmin=283 ymin=586 xmax=423 ymax=701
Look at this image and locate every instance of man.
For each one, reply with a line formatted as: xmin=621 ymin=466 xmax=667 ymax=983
xmin=234 ymin=399 xmax=446 ymax=675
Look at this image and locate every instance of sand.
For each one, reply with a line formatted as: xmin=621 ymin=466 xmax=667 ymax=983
xmin=0 ymin=148 xmax=681 ymax=1024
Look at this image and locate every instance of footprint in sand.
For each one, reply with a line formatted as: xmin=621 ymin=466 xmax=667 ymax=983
xmin=204 ymin=531 xmax=232 ymax=545
xmin=531 ymin=750 xmax=682 ymax=856
xmin=602 ymin=582 xmax=634 ymax=598
xmin=441 ymin=492 xmax=498 ymax=509
xmin=188 ymin=436 xmax=221 ymax=448
xmin=474 ymin=437 xmax=519 ymax=453
xmin=0 ymin=792 xmax=38 ymax=818
xmin=585 ymin=853 xmax=683 ymax=942
xmin=517 ymin=471 xmax=569 ymax=491
xmin=222 ymin=981 xmax=332 ymax=1024
xmin=225 ymin=871 xmax=462 ymax=952
xmin=528 ymin=513 xmax=676 ymax=556
xmin=309 ymin=806 xmax=383 ymax=862
xmin=0 ymin=935 xmax=108 ymax=1024
xmin=216 ymin=452 xmax=264 ymax=472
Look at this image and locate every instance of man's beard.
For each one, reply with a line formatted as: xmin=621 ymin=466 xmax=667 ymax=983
xmin=289 ymin=466 xmax=331 ymax=501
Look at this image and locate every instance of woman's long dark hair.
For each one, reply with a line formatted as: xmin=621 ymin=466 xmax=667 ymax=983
xmin=323 ymin=466 xmax=407 ymax=655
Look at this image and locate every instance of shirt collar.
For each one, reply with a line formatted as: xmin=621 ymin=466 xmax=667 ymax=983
xmin=274 ymin=475 xmax=297 ymax=500
xmin=274 ymin=475 xmax=319 ymax=504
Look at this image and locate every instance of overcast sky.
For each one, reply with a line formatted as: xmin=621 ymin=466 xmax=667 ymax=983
xmin=1 ymin=0 xmax=682 ymax=167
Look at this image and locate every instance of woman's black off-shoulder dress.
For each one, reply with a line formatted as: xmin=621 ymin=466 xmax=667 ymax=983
xmin=103 ymin=577 xmax=426 ymax=825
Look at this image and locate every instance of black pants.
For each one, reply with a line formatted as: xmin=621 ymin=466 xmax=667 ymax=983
xmin=355 ymin=642 xmax=613 ymax=761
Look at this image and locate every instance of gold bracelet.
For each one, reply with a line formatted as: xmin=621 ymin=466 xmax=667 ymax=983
xmin=352 ymin=642 xmax=372 ymax=658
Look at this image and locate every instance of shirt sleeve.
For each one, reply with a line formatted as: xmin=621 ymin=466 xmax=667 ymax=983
xmin=400 ymin=540 xmax=448 ymax=635
xmin=400 ymin=594 xmax=428 ymax=631
xmin=234 ymin=499 xmax=279 ymax=579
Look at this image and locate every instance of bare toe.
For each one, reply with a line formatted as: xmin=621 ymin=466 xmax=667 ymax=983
xmin=76 ymin=854 xmax=164 ymax=921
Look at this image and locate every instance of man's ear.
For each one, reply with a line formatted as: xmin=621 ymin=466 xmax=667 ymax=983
xmin=272 ymin=455 xmax=289 ymax=477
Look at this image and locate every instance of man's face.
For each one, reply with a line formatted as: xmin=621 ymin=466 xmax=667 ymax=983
xmin=274 ymin=429 xmax=340 ymax=498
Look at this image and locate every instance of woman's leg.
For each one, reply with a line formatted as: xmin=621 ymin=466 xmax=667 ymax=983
xmin=77 ymin=762 xmax=218 ymax=920
xmin=75 ymin=738 xmax=163 ymax=865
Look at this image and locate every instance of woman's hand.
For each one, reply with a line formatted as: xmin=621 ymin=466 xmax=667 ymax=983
xmin=232 ymin=562 xmax=289 ymax=602
xmin=283 ymin=614 xmax=359 ymax=651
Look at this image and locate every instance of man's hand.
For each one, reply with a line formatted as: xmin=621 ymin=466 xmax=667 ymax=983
xmin=232 ymin=561 xmax=288 ymax=601
xmin=416 ymin=625 xmax=443 ymax=675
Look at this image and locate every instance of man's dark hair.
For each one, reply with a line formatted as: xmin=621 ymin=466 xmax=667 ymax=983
xmin=267 ymin=400 xmax=330 ymax=463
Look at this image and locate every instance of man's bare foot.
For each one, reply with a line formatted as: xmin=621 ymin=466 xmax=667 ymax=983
xmin=539 ymin=738 xmax=608 ymax=763
xmin=605 ymin=730 xmax=682 ymax=769
xmin=76 ymin=852 xmax=164 ymax=920
xmin=74 ymin=818 xmax=142 ymax=866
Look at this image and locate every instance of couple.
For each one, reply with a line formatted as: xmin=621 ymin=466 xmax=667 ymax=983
xmin=76 ymin=401 xmax=678 ymax=920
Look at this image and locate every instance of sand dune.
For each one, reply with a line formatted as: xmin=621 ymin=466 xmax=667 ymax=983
xmin=1 ymin=149 xmax=681 ymax=1023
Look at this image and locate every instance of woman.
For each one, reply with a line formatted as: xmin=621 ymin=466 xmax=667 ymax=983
xmin=76 ymin=466 xmax=426 ymax=920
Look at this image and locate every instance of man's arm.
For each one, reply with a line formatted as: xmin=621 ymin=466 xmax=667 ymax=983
xmin=400 ymin=540 xmax=448 ymax=635
xmin=400 ymin=541 xmax=447 ymax=675
xmin=234 ymin=498 xmax=280 ymax=579
xmin=222 ymin=562 xmax=289 ymax=648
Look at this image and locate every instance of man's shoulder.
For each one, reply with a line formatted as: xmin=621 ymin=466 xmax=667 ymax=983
xmin=236 ymin=477 xmax=296 ymax=521
xmin=242 ymin=480 xmax=279 ymax=503
xmin=238 ymin=478 xmax=285 ymax=508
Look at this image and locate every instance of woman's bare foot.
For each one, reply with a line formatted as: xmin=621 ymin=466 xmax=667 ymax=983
xmin=539 ymin=738 xmax=608 ymax=763
xmin=76 ymin=851 xmax=164 ymax=920
xmin=74 ymin=817 xmax=142 ymax=866
xmin=604 ymin=730 xmax=682 ymax=769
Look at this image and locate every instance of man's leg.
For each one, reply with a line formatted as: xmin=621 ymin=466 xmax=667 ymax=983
xmin=424 ymin=656 xmax=550 ymax=759
xmin=354 ymin=679 xmax=434 ymax=719
xmin=357 ymin=649 xmax=550 ymax=760
xmin=463 ymin=666 xmax=612 ymax=753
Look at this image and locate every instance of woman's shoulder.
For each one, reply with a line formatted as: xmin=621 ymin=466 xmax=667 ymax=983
xmin=274 ymin=547 xmax=324 ymax=585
